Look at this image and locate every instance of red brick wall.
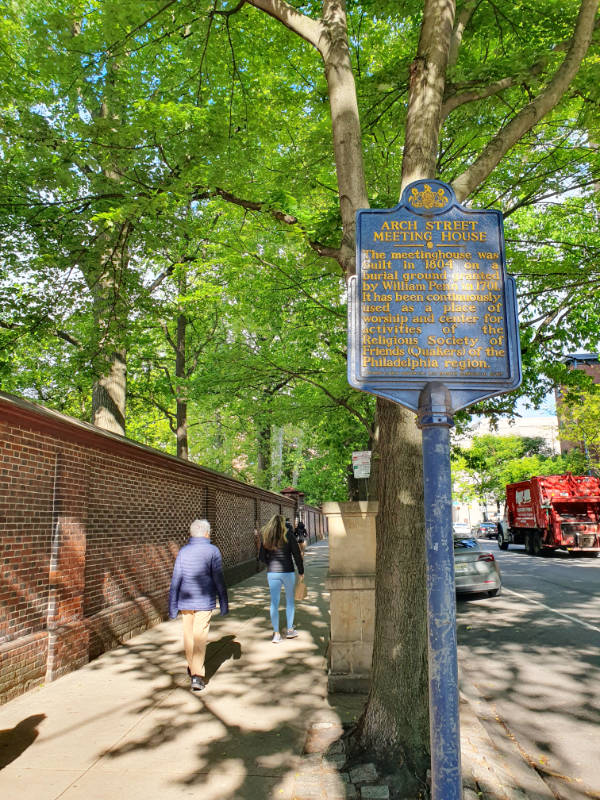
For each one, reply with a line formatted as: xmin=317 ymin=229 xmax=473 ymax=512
xmin=0 ymin=392 xmax=307 ymax=704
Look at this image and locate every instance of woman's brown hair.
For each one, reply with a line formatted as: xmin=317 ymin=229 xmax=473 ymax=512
xmin=261 ymin=514 xmax=287 ymax=551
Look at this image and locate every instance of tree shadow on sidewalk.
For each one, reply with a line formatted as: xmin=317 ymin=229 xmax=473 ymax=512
xmin=92 ymin=542 xmax=347 ymax=799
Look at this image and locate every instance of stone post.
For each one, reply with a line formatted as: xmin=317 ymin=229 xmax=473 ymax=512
xmin=323 ymin=501 xmax=377 ymax=693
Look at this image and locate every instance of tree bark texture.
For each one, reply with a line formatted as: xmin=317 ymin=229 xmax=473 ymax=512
xmin=401 ymin=0 xmax=456 ymax=188
xmin=257 ymin=424 xmax=272 ymax=483
xmin=247 ymin=0 xmax=436 ymax=772
xmin=271 ymin=425 xmax=284 ymax=490
xmin=353 ymin=1 xmax=456 ymax=772
xmin=176 ymin=312 xmax=188 ymax=460
xmin=92 ymin=350 xmax=127 ymax=435
xmin=447 ymin=0 xmax=476 ymax=70
xmin=355 ymin=398 xmax=429 ymax=772
xmin=88 ymin=61 xmax=131 ymax=437
xmin=89 ymin=223 xmax=130 ymax=437
xmin=89 ymin=225 xmax=130 ymax=436
xmin=247 ymin=1 xmax=368 ymax=277
xmin=319 ymin=0 xmax=369 ymax=276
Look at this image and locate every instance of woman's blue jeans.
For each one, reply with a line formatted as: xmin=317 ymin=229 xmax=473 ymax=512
xmin=267 ymin=571 xmax=296 ymax=632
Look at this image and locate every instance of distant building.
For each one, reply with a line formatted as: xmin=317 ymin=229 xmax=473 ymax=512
xmin=556 ymin=353 xmax=600 ymax=456
xmin=563 ymin=352 xmax=600 ymax=380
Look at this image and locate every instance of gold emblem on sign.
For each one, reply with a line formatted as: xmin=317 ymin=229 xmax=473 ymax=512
xmin=409 ymin=184 xmax=449 ymax=210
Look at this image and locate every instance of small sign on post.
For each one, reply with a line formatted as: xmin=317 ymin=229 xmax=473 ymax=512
xmin=348 ymin=180 xmax=522 ymax=800
xmin=352 ymin=450 xmax=372 ymax=479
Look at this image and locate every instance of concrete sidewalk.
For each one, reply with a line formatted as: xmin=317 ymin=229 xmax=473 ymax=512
xmin=0 ymin=540 xmax=553 ymax=800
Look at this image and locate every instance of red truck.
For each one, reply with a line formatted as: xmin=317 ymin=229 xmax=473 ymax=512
xmin=497 ymin=474 xmax=600 ymax=556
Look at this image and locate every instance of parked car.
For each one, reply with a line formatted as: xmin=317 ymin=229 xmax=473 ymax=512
xmin=476 ymin=521 xmax=498 ymax=539
xmin=453 ymin=536 xmax=501 ymax=596
xmin=452 ymin=522 xmax=471 ymax=536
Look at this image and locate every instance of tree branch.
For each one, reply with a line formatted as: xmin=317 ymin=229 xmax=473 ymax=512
xmin=442 ymin=76 xmax=514 ymax=119
xmin=160 ymin=364 xmax=175 ymax=395
xmin=213 ymin=186 xmax=298 ymax=224
xmin=213 ymin=0 xmax=247 ymax=18
xmin=309 ymin=240 xmax=343 ymax=263
xmin=159 ymin=320 xmax=177 ymax=352
xmin=250 ymin=346 xmax=374 ymax=433
xmin=187 ymin=310 xmax=221 ymax=376
xmin=529 ymin=308 xmax=571 ymax=345
xmin=54 ymin=329 xmax=84 ymax=348
xmin=246 ymin=0 xmax=324 ymax=51
xmin=244 ymin=1 xmax=367 ymax=277
xmin=103 ymin=0 xmax=179 ymax=56
xmin=147 ymin=396 xmax=177 ymax=432
xmin=448 ymin=0 xmax=478 ymax=69
xmin=147 ymin=265 xmax=175 ymax=294
xmin=401 ymin=0 xmax=457 ymax=188
xmin=443 ymin=16 xmax=600 ymax=121
xmin=0 ymin=319 xmax=83 ymax=348
xmin=200 ymin=186 xmax=342 ymax=264
xmin=452 ymin=0 xmax=599 ymax=201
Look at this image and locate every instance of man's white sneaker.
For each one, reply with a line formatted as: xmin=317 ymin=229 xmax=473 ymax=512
xmin=272 ymin=632 xmax=282 ymax=643
xmin=286 ymin=628 xmax=299 ymax=639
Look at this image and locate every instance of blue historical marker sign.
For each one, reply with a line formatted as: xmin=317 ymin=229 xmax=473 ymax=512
xmin=348 ymin=179 xmax=521 ymax=412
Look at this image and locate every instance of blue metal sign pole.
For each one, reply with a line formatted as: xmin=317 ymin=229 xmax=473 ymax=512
xmin=417 ymin=383 xmax=461 ymax=800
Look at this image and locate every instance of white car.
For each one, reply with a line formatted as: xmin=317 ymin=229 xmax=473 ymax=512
xmin=454 ymin=536 xmax=502 ymax=596
xmin=452 ymin=522 xmax=471 ymax=536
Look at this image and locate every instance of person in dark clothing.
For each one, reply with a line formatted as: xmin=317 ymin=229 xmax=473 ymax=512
xmin=294 ymin=519 xmax=308 ymax=555
xmin=169 ymin=519 xmax=229 ymax=692
xmin=259 ymin=514 xmax=304 ymax=643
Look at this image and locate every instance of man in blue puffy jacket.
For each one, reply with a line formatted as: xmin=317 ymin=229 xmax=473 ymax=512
xmin=169 ymin=519 xmax=229 ymax=692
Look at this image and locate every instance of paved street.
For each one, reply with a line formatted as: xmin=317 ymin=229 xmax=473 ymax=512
xmin=457 ymin=542 xmax=600 ymax=800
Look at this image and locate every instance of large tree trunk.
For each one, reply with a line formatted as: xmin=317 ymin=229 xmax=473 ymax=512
xmin=176 ymin=311 xmax=188 ymax=460
xmin=89 ymin=230 xmax=130 ymax=436
xmin=319 ymin=0 xmax=369 ymax=276
xmin=88 ymin=65 xmax=131 ymax=438
xmin=355 ymin=399 xmax=429 ymax=773
xmin=271 ymin=425 xmax=284 ymax=490
xmin=401 ymin=0 xmax=456 ymax=185
xmin=248 ymin=0 xmax=446 ymax=773
xmin=89 ymin=223 xmax=130 ymax=437
xmin=257 ymin=424 xmax=272 ymax=484
xmin=92 ymin=350 xmax=127 ymax=435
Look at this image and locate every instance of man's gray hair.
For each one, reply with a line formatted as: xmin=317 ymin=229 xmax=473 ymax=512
xmin=190 ymin=519 xmax=211 ymax=538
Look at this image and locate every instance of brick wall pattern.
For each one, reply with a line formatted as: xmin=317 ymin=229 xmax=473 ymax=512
xmin=215 ymin=491 xmax=255 ymax=566
xmin=259 ymin=501 xmax=282 ymax=529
